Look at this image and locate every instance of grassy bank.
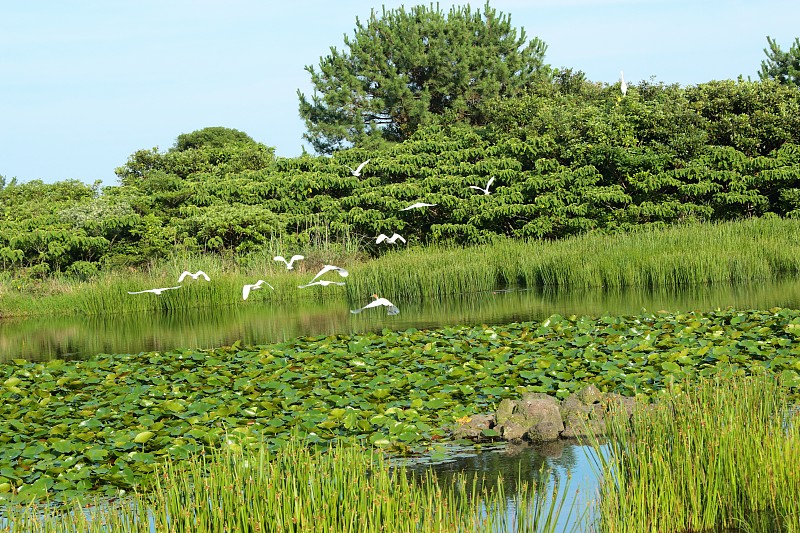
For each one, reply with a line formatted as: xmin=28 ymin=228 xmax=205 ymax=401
xmin=3 ymin=437 xmax=574 ymax=533
xmin=592 ymin=373 xmax=800 ymax=532
xmin=345 ymin=216 xmax=800 ymax=301
xmin=3 ymin=217 xmax=800 ymax=318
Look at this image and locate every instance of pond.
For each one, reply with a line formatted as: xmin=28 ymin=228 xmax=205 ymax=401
xmin=2 ymin=278 xmax=799 ymax=531
xmin=3 ymin=278 xmax=800 ymax=362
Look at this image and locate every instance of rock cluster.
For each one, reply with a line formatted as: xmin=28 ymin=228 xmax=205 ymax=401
xmin=453 ymin=385 xmax=637 ymax=443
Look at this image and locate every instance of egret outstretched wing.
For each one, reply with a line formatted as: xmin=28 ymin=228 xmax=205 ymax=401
xmin=350 ymin=295 xmax=400 ymax=316
xmin=347 ymin=159 xmax=370 ymax=177
xmin=128 ymin=286 xmax=182 ymax=295
xmin=310 ymin=264 xmax=349 ymax=283
xmin=243 ymin=279 xmax=274 ymax=300
xmin=298 ymin=280 xmax=346 ymax=289
xmin=468 ymin=176 xmax=495 ymax=195
xmin=177 ymin=270 xmax=210 ymax=282
xmin=274 ymin=255 xmax=304 ymax=270
xmin=401 ymin=202 xmax=436 ymax=211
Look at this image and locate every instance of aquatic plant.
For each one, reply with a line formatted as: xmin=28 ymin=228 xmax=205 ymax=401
xmin=591 ymin=372 xmax=800 ymax=532
xmin=3 ymin=438 xmax=576 ymax=533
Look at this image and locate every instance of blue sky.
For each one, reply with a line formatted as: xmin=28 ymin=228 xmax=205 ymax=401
xmin=2 ymin=0 xmax=798 ymax=187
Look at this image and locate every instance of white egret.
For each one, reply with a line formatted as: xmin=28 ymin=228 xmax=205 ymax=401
xmin=127 ymin=286 xmax=182 ymax=295
xmin=401 ymin=202 xmax=436 ymax=211
xmin=242 ymin=279 xmax=274 ymax=300
xmin=350 ymin=294 xmax=400 ymax=316
xmin=309 ymin=264 xmax=349 ymax=283
xmin=177 ymin=270 xmax=210 ymax=282
xmin=469 ymin=176 xmax=495 ymax=195
xmin=376 ymin=233 xmax=406 ymax=244
xmin=273 ymin=255 xmax=304 ymax=270
xmin=347 ymin=159 xmax=370 ymax=177
xmin=620 ymin=70 xmax=627 ymax=96
xmin=298 ymin=280 xmax=346 ymax=289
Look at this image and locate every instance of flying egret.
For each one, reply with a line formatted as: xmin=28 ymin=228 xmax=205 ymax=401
xmin=469 ymin=176 xmax=495 ymax=195
xmin=401 ymin=202 xmax=437 ymax=211
xmin=350 ymin=294 xmax=400 ymax=316
xmin=347 ymin=159 xmax=370 ymax=177
xmin=309 ymin=264 xmax=349 ymax=283
xmin=298 ymin=280 xmax=346 ymax=289
xmin=376 ymin=233 xmax=406 ymax=244
xmin=620 ymin=71 xmax=627 ymax=96
xmin=274 ymin=255 xmax=304 ymax=270
xmin=243 ymin=279 xmax=274 ymax=300
xmin=177 ymin=270 xmax=210 ymax=282
xmin=127 ymin=286 xmax=182 ymax=295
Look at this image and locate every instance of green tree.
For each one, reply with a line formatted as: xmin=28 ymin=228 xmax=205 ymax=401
xmin=297 ymin=2 xmax=550 ymax=153
xmin=171 ymin=126 xmax=256 ymax=152
xmin=759 ymin=36 xmax=800 ymax=88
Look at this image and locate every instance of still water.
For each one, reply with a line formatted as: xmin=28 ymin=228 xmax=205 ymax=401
xmin=3 ymin=278 xmax=800 ymax=362
xmin=3 ymin=279 xmax=799 ymax=531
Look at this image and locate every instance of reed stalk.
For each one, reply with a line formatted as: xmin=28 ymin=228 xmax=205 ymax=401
xmin=589 ymin=372 xmax=800 ymax=532
xmin=2 ymin=438 xmax=576 ymax=533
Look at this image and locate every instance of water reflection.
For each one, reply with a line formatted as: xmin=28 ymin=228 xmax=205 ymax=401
xmin=396 ymin=441 xmax=602 ymax=532
xmin=3 ymin=279 xmax=800 ymax=362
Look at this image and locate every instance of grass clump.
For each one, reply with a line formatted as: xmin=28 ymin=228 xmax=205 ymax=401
xmin=3 ymin=438 xmax=577 ymax=533
xmin=592 ymin=372 xmax=800 ymax=532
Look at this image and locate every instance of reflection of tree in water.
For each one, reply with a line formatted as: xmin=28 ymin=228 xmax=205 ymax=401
xmin=399 ymin=440 xmax=587 ymax=500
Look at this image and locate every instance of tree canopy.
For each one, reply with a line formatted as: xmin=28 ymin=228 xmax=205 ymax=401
xmin=759 ymin=36 xmax=800 ymax=88
xmin=171 ymin=127 xmax=257 ymax=152
xmin=297 ymin=1 xmax=550 ymax=154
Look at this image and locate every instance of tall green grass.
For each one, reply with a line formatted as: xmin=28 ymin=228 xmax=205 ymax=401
xmin=5 ymin=217 xmax=800 ymax=317
xmin=345 ymin=217 xmax=800 ymax=301
xmin=590 ymin=372 xmax=800 ymax=532
xmin=3 ymin=438 xmax=578 ymax=533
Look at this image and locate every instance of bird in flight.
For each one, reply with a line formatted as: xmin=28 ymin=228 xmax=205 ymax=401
xmin=347 ymin=159 xmax=370 ymax=177
xmin=401 ymin=202 xmax=436 ymax=211
xmin=469 ymin=176 xmax=495 ymax=195
xmin=242 ymin=279 xmax=274 ymax=300
xmin=177 ymin=270 xmax=210 ymax=282
xmin=309 ymin=264 xmax=349 ymax=283
xmin=127 ymin=286 xmax=182 ymax=295
xmin=376 ymin=233 xmax=406 ymax=244
xmin=274 ymin=255 xmax=304 ymax=270
xmin=298 ymin=280 xmax=346 ymax=289
xmin=620 ymin=70 xmax=627 ymax=96
xmin=350 ymin=294 xmax=400 ymax=316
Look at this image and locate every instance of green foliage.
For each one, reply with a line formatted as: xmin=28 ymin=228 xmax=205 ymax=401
xmin=297 ymin=1 xmax=549 ymax=153
xmin=759 ymin=35 xmax=800 ymax=88
xmin=171 ymin=126 xmax=257 ymax=152
xmin=5 ymin=78 xmax=800 ymax=279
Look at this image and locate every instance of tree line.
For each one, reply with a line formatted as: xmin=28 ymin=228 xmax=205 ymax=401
xmin=2 ymin=2 xmax=799 ymax=280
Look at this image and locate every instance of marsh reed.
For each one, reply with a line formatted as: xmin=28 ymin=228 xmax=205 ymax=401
xmin=5 ymin=217 xmax=800 ymax=317
xmin=345 ymin=217 xmax=800 ymax=301
xmin=590 ymin=372 xmax=800 ymax=532
xmin=3 ymin=439 xmax=576 ymax=533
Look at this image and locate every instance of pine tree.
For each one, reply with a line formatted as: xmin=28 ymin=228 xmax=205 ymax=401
xmin=297 ymin=2 xmax=549 ymax=153
xmin=759 ymin=36 xmax=800 ymax=88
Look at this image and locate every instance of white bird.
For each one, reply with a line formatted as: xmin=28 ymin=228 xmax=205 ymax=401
xmin=376 ymin=233 xmax=406 ymax=244
xmin=346 ymin=159 xmax=370 ymax=177
xmin=242 ymin=279 xmax=274 ymax=300
xmin=350 ymin=294 xmax=400 ymax=316
xmin=273 ymin=255 xmax=304 ymax=270
xmin=177 ymin=270 xmax=210 ymax=282
xmin=298 ymin=280 xmax=346 ymax=289
xmin=309 ymin=264 xmax=349 ymax=283
xmin=620 ymin=70 xmax=627 ymax=96
xmin=469 ymin=176 xmax=495 ymax=195
xmin=401 ymin=202 xmax=437 ymax=211
xmin=127 ymin=286 xmax=182 ymax=295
